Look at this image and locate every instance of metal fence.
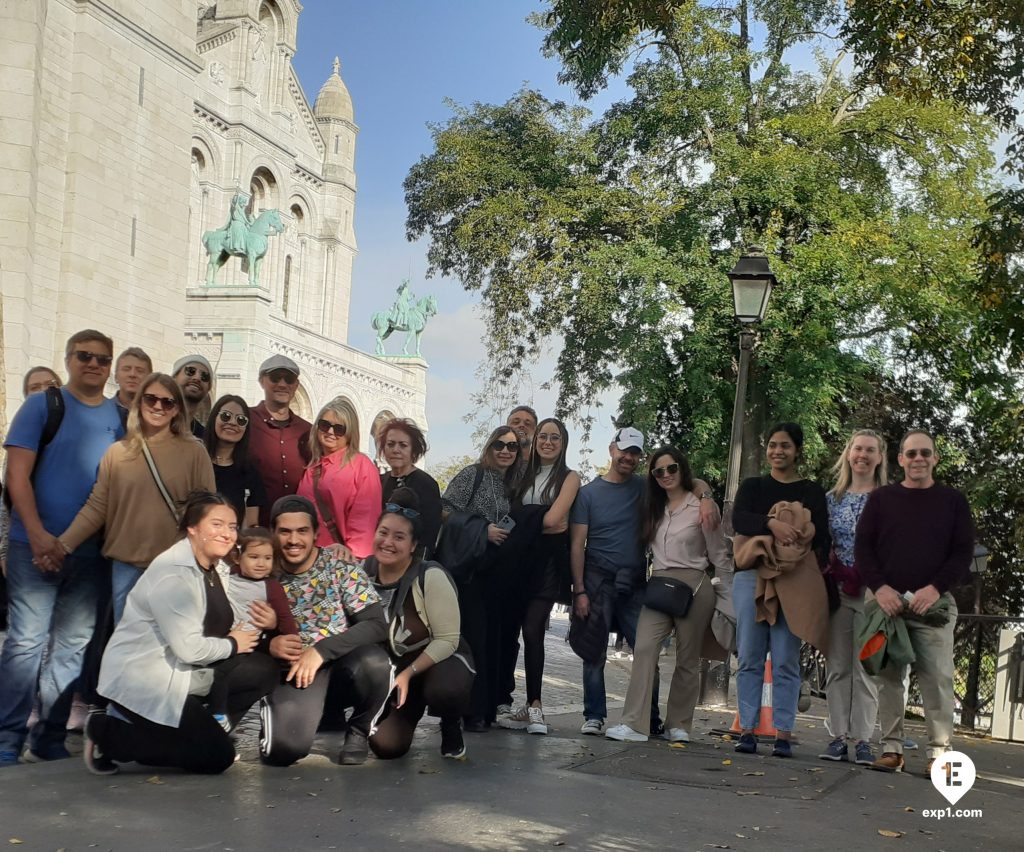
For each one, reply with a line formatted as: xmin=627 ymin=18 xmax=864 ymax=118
xmin=906 ymin=614 xmax=1024 ymax=734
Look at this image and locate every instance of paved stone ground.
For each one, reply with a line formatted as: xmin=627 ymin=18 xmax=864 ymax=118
xmin=1 ymin=613 xmax=1022 ymax=851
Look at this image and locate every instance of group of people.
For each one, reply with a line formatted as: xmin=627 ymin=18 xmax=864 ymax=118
xmin=0 ymin=329 xmax=974 ymax=780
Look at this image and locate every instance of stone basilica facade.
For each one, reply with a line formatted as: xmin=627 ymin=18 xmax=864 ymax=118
xmin=0 ymin=0 xmax=426 ymax=451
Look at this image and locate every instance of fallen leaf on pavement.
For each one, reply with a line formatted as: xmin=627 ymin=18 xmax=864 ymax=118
xmin=722 ymin=734 xmax=733 ymax=741
xmin=903 ymin=807 xmax=914 ymax=812
xmin=9 ymin=841 xmax=24 ymax=846
xmin=330 ymin=808 xmax=341 ymax=813
xmin=743 ymin=771 xmax=764 ymax=776
xmin=670 ymin=743 xmax=686 ymax=750
xmin=146 ymin=776 xmax=164 ymax=785
xmin=877 ymin=829 xmax=904 ymax=838
xmin=736 ymin=791 xmax=760 ymax=796
xmin=722 ymin=759 xmax=732 ymax=765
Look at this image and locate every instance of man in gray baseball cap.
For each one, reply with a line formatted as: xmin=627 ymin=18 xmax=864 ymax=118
xmin=250 ymin=354 xmax=311 ymax=526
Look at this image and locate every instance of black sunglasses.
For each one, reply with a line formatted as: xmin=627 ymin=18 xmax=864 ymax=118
xmin=652 ymin=463 xmax=680 ymax=478
xmin=141 ymin=392 xmax=177 ymax=411
xmin=266 ymin=370 xmax=297 ymax=385
xmin=383 ymin=502 xmax=421 ymax=520
xmin=72 ymin=351 xmax=113 ymax=367
xmin=490 ymin=440 xmax=520 ymax=453
xmin=218 ymin=410 xmax=249 ymax=427
xmin=183 ymin=365 xmax=211 ymax=383
xmin=317 ymin=419 xmax=347 ymax=438
xmin=903 ymin=448 xmax=934 ymax=459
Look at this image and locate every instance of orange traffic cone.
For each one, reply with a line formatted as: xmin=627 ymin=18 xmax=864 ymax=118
xmin=729 ymin=656 xmax=777 ymax=738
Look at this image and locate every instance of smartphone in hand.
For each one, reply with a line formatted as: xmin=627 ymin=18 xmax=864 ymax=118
xmin=496 ymin=514 xmax=516 ymax=532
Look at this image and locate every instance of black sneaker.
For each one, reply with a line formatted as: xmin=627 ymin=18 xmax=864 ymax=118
xmin=339 ymin=730 xmax=369 ymax=765
xmin=440 ymin=718 xmax=466 ymax=760
xmin=650 ymin=721 xmax=666 ymax=739
xmin=734 ymin=733 xmax=757 ymax=754
xmin=83 ymin=711 xmax=119 ymax=776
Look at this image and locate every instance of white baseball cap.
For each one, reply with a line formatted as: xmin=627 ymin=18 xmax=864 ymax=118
xmin=614 ymin=427 xmax=644 ymax=452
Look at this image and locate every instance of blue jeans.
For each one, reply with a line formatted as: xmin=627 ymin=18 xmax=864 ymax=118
xmin=111 ymin=560 xmax=144 ymax=624
xmin=582 ymin=571 xmax=661 ymax=726
xmin=733 ymin=569 xmax=802 ymax=733
xmin=0 ymin=540 xmax=103 ymax=754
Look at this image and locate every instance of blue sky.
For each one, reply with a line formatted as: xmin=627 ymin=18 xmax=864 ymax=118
xmin=289 ymin=2 xmax=1017 ymax=472
xmin=291 ymin=1 xmax=627 ymax=470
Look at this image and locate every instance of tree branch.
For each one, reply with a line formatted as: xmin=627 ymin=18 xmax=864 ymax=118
xmin=818 ymin=50 xmax=847 ymax=106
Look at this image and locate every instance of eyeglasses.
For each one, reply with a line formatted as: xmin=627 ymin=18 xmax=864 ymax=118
xmin=141 ymin=393 xmax=178 ymax=411
xmin=652 ymin=463 xmax=680 ymax=478
xmin=537 ymin=433 xmax=562 ymax=444
xmin=265 ymin=370 xmax=297 ymax=385
xmin=490 ymin=440 xmax=520 ymax=453
xmin=383 ymin=503 xmax=421 ymax=520
xmin=218 ymin=410 xmax=249 ymax=427
xmin=903 ymin=448 xmax=934 ymax=459
xmin=72 ymin=351 xmax=113 ymax=367
xmin=317 ymin=419 xmax=347 ymax=438
xmin=183 ymin=365 xmax=211 ymax=383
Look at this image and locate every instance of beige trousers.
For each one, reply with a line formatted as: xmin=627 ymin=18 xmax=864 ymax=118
xmin=876 ymin=593 xmax=958 ymax=760
xmin=824 ymin=591 xmax=879 ymax=742
xmin=619 ymin=567 xmax=715 ymax=735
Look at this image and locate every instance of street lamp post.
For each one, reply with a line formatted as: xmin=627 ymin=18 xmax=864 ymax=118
xmin=963 ymin=544 xmax=991 ymax=729
xmin=701 ymin=247 xmax=776 ymax=710
xmin=722 ymin=246 xmax=777 ymax=526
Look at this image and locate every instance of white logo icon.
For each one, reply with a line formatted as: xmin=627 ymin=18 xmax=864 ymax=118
xmin=930 ymin=750 xmax=976 ymax=805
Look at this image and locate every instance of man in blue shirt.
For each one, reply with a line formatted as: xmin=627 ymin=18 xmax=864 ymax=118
xmin=0 ymin=330 xmax=123 ymax=766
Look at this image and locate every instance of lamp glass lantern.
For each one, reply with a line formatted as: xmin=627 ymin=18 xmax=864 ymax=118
xmin=971 ymin=544 xmax=990 ymax=574
xmin=728 ymin=249 xmax=777 ymax=324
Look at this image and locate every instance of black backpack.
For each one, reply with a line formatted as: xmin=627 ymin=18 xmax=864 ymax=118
xmin=1 ymin=387 xmax=66 ymax=510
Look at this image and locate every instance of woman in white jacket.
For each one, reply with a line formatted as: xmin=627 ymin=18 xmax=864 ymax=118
xmin=83 ymin=493 xmax=279 ymax=775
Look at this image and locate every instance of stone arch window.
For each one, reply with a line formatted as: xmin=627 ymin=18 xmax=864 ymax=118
xmin=249 ymin=166 xmax=279 ymax=214
xmin=291 ymin=382 xmax=313 ymax=422
xmin=371 ymin=410 xmax=397 ymax=457
xmin=289 ymin=203 xmax=305 ymax=233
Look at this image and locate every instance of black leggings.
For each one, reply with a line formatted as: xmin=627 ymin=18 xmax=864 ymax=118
xmin=522 ymin=596 xmax=555 ymax=704
xmin=95 ymin=651 xmax=279 ymax=774
xmin=259 ymin=644 xmax=394 ymax=767
xmin=369 ymin=655 xmax=474 ymax=759
xmin=208 ymin=651 xmax=282 ymax=724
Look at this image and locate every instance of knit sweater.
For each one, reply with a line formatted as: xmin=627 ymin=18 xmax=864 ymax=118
xmin=854 ymin=482 xmax=974 ymax=595
xmin=60 ymin=432 xmax=216 ymax=567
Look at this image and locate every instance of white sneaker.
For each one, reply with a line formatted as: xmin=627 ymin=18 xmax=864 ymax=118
xmin=667 ymin=728 xmax=690 ymax=743
xmin=495 ymin=703 xmax=513 ymax=717
xmin=605 ymin=723 xmax=648 ymax=742
xmin=580 ymin=718 xmax=604 ymax=736
xmin=526 ymin=706 xmax=548 ymax=735
xmin=496 ymin=705 xmax=530 ymax=730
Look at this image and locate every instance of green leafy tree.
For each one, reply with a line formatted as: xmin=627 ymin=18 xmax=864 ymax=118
xmin=405 ymin=1 xmax=1022 ymax=610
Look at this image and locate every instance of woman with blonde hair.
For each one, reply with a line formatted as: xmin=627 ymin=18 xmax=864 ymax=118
xmin=297 ymin=397 xmax=382 ymax=558
xmin=819 ymin=428 xmax=887 ymax=765
xmin=59 ymin=373 xmax=215 ymax=622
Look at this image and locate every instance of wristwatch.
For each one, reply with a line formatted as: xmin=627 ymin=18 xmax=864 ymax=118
xmin=698 ymin=490 xmax=714 ymax=500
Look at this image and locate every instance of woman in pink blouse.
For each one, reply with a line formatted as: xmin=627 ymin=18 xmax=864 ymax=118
xmin=606 ymin=445 xmax=732 ymax=744
xmin=297 ymin=398 xmax=382 ymax=559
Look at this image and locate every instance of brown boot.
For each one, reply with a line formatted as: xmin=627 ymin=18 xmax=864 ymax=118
xmin=870 ymin=752 xmax=905 ymax=773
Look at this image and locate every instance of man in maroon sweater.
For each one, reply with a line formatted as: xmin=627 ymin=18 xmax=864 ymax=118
xmin=855 ymin=429 xmax=974 ymax=774
xmin=248 ymin=355 xmax=312 ymax=527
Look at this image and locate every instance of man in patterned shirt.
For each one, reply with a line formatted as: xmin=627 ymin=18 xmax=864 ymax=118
xmin=260 ymin=496 xmax=393 ymax=766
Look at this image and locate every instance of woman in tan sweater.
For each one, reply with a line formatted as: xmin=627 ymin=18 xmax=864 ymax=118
xmin=59 ymin=373 xmax=215 ymax=622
